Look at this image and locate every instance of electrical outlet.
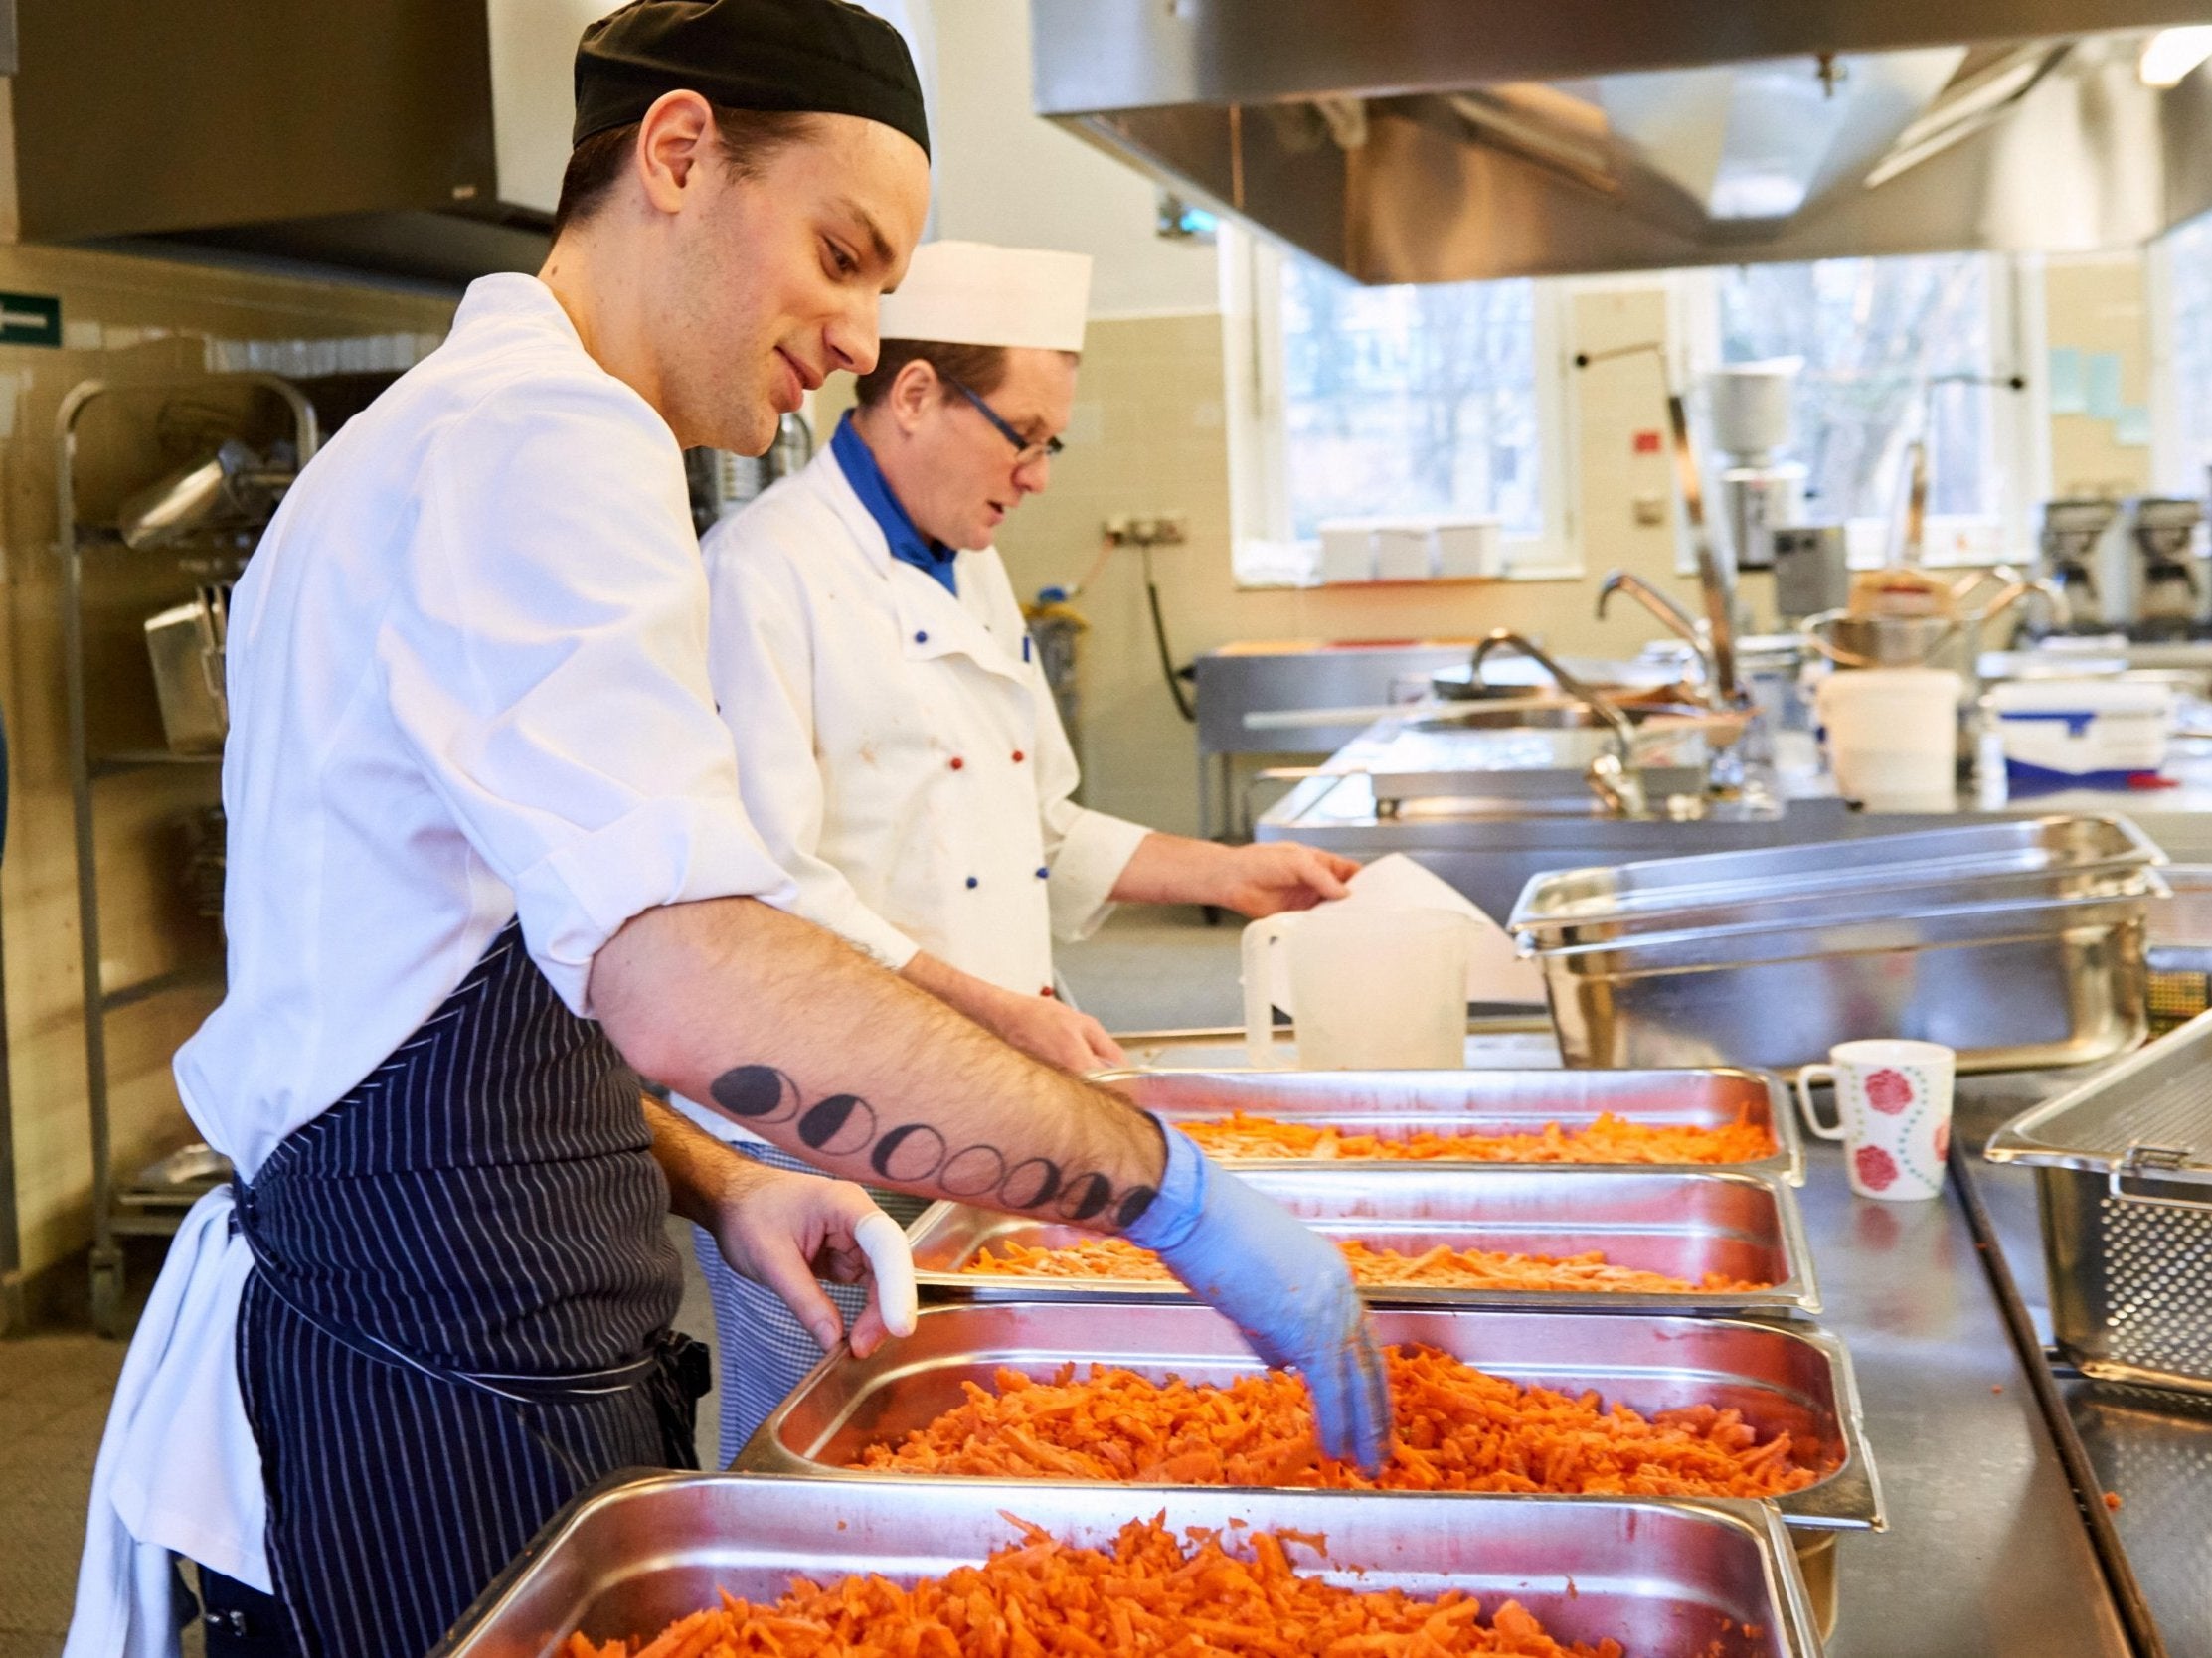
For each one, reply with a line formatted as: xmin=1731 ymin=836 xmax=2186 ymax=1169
xmin=1103 ymin=514 xmax=1189 ymax=548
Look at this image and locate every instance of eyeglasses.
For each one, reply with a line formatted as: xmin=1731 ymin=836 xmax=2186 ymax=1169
xmin=941 ymin=375 xmax=1064 ymax=468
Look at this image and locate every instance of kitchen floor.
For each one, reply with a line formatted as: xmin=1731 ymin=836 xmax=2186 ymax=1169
xmin=0 ymin=906 xmax=1237 ymax=1656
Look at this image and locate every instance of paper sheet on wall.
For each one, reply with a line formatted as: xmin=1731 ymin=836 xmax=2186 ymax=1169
xmin=2047 ymin=347 xmax=2085 ymax=414
xmin=2087 ymin=352 xmax=2125 ymax=421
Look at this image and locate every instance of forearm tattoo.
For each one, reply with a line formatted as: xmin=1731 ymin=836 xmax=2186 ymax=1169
xmin=708 ymin=1065 xmax=1159 ymax=1228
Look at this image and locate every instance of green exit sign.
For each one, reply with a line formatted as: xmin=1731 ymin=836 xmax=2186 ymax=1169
xmin=0 ymin=293 xmax=61 ymax=348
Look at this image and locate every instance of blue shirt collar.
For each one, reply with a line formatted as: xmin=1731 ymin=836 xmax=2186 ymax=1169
xmin=830 ymin=412 xmax=958 ymax=596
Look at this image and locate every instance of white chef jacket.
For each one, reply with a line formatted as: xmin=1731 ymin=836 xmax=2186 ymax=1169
xmin=69 ymin=273 xmax=795 ymax=1657
xmin=696 ymin=439 xmax=1149 ymax=1001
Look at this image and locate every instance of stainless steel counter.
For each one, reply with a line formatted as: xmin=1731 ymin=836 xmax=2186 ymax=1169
xmin=1755 ymin=1129 xmax=2132 ymax=1656
xmin=1258 ymin=727 xmax=2212 ymax=918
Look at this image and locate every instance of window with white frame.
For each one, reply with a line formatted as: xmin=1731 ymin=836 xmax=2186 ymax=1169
xmin=1709 ymin=253 xmax=2028 ymax=563
xmin=1225 ymin=229 xmax=1572 ymax=585
xmin=2162 ymin=209 xmax=2212 ymax=489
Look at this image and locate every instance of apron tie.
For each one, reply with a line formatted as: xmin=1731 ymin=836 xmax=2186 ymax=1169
xmin=229 ymin=1174 xmax=704 ymax=1409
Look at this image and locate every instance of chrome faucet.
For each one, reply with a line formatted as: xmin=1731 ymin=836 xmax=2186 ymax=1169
xmin=1596 ymin=570 xmax=1722 ymax=705
xmin=1470 ymin=629 xmax=1648 ymax=816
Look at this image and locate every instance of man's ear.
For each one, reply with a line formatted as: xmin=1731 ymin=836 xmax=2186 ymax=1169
xmin=888 ymin=358 xmax=937 ymax=434
xmin=633 ymin=89 xmax=719 ymax=216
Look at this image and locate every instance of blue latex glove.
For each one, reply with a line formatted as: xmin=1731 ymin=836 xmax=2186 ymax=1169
xmin=1124 ymin=1120 xmax=1392 ymax=1473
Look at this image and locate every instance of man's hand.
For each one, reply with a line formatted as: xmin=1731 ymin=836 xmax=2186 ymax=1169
xmin=1124 ymin=1125 xmax=1391 ymax=1473
xmin=1204 ymin=841 xmax=1361 ymax=917
xmin=706 ymin=1162 xmax=910 ymax=1358
xmin=970 ymin=982 xmax=1125 ymax=1073
xmin=902 ymin=951 xmax=1126 ymax=1073
xmin=643 ymin=1097 xmax=914 ymax=1357
xmin=1111 ymin=833 xmax=1360 ymax=919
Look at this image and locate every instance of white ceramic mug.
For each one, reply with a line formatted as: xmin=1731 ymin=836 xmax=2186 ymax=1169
xmin=1242 ymin=906 xmax=1474 ymax=1069
xmin=1794 ymin=1039 xmax=1957 ymax=1201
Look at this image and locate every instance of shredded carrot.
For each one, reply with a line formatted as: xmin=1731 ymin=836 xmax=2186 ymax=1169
xmin=856 ymin=1346 xmax=1828 ymax=1502
xmin=571 ymin=1514 xmax=1619 ymax=1657
xmin=1181 ymin=1109 xmax=1774 ymax=1166
xmin=962 ymin=1237 xmax=1765 ymax=1296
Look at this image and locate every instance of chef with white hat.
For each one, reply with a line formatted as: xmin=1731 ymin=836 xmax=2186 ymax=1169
xmin=675 ymin=239 xmax=1361 ymax=1449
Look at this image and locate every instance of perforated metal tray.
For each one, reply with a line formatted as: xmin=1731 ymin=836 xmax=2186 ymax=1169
xmin=909 ymin=1165 xmax=1820 ymax=1316
xmin=1986 ymin=1009 xmax=2212 ymax=1181
xmin=1987 ymin=1010 xmax=2212 ymax=1393
xmin=433 ymin=1472 xmax=1825 ymax=1658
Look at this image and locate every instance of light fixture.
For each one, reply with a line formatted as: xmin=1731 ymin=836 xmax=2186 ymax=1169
xmin=2139 ymin=25 xmax=2212 ymax=88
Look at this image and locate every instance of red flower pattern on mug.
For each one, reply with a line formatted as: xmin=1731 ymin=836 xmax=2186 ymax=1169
xmin=1863 ymin=1068 xmax=1915 ymax=1114
xmin=1854 ymin=1144 xmax=1899 ymax=1191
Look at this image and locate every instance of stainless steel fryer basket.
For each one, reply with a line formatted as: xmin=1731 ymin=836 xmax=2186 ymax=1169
xmin=1988 ymin=1008 xmax=2212 ymax=1393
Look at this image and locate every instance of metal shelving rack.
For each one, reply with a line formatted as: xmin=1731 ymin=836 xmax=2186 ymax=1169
xmin=57 ymin=374 xmax=318 ymax=1334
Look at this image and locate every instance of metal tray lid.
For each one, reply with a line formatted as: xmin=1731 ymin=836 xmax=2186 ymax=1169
xmin=1985 ymin=1009 xmax=2212 ymax=1181
xmin=1509 ymin=814 xmax=2161 ymax=935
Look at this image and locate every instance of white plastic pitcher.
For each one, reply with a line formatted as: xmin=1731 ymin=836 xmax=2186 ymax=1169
xmin=1242 ymin=906 xmax=1476 ymax=1069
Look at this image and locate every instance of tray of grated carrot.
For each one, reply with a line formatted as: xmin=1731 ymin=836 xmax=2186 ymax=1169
xmin=907 ymin=1166 xmax=1820 ymax=1316
xmin=738 ymin=1302 xmax=1881 ymax=1535
xmin=431 ymin=1473 xmax=1826 ymax=1658
xmin=1092 ymin=1067 xmax=1805 ymax=1185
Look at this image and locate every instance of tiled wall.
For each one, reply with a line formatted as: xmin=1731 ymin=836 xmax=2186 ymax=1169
xmin=2046 ymin=252 xmax=2155 ymax=499
xmin=0 ymin=243 xmax=455 ymax=1296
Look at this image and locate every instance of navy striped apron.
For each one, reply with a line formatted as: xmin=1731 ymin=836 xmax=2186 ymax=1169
xmin=220 ymin=919 xmax=706 ymax=1658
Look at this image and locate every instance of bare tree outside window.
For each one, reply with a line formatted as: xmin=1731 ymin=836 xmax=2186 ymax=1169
xmin=1278 ymin=254 xmax=1541 ymax=539
xmin=1717 ymin=255 xmax=1994 ymax=523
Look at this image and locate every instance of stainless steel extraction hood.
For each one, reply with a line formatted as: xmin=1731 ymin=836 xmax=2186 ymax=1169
xmin=0 ymin=0 xmax=596 ymax=285
xmin=1030 ymin=1 xmax=2212 ymax=281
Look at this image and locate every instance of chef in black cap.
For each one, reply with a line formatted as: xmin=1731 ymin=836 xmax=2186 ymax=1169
xmin=68 ymin=7 xmax=1386 ymax=1656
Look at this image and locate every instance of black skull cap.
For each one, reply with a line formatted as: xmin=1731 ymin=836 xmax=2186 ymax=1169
xmin=573 ymin=0 xmax=929 ymax=158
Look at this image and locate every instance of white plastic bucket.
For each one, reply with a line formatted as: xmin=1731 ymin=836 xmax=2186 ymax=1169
xmin=1814 ymin=668 xmax=1962 ymax=812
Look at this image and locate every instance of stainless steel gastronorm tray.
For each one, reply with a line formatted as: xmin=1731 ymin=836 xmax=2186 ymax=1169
xmin=909 ymin=1165 xmax=1820 ymax=1316
xmin=738 ymin=1300 xmax=1880 ymax=1533
xmin=1094 ymin=1065 xmax=1804 ymax=1184
xmin=1510 ymin=814 xmax=2163 ymax=945
xmin=433 ymin=1472 xmax=1823 ymax=1658
xmin=1525 ymin=886 xmax=2157 ymax=1076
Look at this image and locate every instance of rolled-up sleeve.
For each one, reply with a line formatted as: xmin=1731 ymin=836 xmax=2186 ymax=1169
xmin=379 ymin=371 xmax=796 ymax=1014
xmin=1030 ymin=652 xmax=1150 ymax=942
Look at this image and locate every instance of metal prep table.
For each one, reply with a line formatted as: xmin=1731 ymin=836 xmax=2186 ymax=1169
xmin=1092 ymin=1024 xmax=2146 ymax=1656
xmin=1192 ymin=640 xmax=1482 ymax=841
xmin=1257 ymin=723 xmax=2212 ymax=920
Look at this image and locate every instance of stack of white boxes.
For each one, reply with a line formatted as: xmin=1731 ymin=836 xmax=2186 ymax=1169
xmin=1313 ymin=515 xmax=1504 ymax=583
